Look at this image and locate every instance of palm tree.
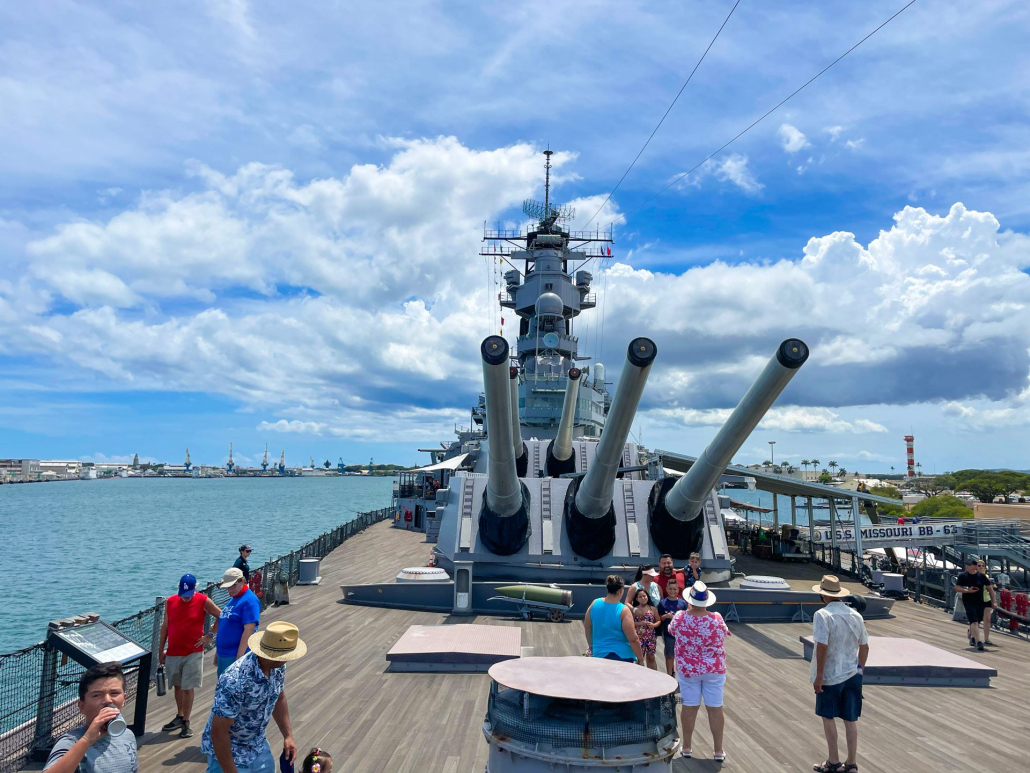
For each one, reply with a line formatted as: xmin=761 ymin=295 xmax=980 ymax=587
xmin=762 ymin=460 xmax=772 ymax=471
xmin=839 ymin=467 xmax=848 ymax=478
xmin=811 ymin=459 xmax=820 ymax=472
xmin=801 ymin=459 xmax=811 ymax=478
xmin=828 ymin=461 xmax=838 ymax=477
xmin=916 ymin=462 xmax=923 ymax=476
xmin=786 ymin=464 xmax=796 ymax=476
xmin=324 ymin=459 xmax=331 ymax=469
xmin=890 ymin=465 xmax=895 ymax=475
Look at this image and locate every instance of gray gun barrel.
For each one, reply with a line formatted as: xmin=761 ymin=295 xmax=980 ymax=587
xmin=481 ymin=337 xmax=521 ymax=516
xmin=665 ymin=338 xmax=809 ymax=522
xmin=575 ymin=338 xmax=657 ymax=519
xmin=552 ymin=367 xmax=582 ymax=462
xmin=509 ymin=367 xmax=524 ymax=457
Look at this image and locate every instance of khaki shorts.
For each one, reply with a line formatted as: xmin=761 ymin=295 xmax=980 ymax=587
xmin=166 ymin=651 xmax=204 ymax=690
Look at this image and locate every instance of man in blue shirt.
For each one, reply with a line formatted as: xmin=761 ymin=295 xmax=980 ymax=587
xmin=216 ymin=568 xmax=261 ymax=676
xmin=202 ymin=622 xmax=306 ymax=773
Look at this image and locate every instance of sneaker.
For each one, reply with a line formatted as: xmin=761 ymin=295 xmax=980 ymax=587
xmin=976 ymin=642 xmax=985 ymax=652
xmin=969 ymin=636 xmax=976 ymax=647
xmin=162 ymin=716 xmax=184 ymax=731
xmin=179 ymin=722 xmax=193 ymax=739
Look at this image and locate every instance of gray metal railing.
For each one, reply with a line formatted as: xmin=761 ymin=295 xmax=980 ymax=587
xmin=0 ymin=507 xmax=392 ymax=773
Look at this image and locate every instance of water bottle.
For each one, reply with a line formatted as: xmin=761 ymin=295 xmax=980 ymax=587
xmin=279 ymin=750 xmax=295 ymax=773
xmin=156 ymin=665 xmax=167 ymax=697
xmin=104 ymin=704 xmax=127 ymax=737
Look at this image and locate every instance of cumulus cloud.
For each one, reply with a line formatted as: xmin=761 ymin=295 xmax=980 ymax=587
xmin=646 ymin=406 xmax=888 ymax=434
xmin=778 ymin=123 xmax=811 ymax=153
xmin=3 ymin=137 xmax=1029 ymax=446
xmin=825 ymin=126 xmax=843 ymax=142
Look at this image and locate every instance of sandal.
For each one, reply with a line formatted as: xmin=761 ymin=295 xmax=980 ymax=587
xmin=676 ymin=749 xmax=692 ymax=759
xmin=845 ymin=765 xmax=858 ymax=773
xmin=714 ymin=751 xmax=726 ymax=761
xmin=813 ymin=763 xmax=844 ymax=773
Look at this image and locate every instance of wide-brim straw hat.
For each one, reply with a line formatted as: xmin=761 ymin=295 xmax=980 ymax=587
xmin=248 ymin=621 xmax=308 ymax=662
xmin=812 ymin=575 xmax=851 ymax=598
xmin=687 ymin=581 xmax=717 ymax=607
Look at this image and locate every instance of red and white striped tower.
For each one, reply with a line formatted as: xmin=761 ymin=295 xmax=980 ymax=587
xmin=904 ymin=435 xmax=915 ymax=477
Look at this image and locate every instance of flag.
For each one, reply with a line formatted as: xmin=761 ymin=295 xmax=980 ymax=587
xmin=607 ymin=246 xmax=612 ymax=256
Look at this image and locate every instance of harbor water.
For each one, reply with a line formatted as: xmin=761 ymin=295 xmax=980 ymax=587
xmin=0 ymin=476 xmax=393 ymax=653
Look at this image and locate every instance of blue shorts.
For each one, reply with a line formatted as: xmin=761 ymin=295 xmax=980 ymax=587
xmin=216 ymin=655 xmax=237 ymax=677
xmin=207 ymin=740 xmax=274 ymax=773
xmin=815 ymin=672 xmax=863 ymax=722
xmin=662 ymin=634 xmax=676 ymax=655
xmin=601 ymin=652 xmax=636 ymax=663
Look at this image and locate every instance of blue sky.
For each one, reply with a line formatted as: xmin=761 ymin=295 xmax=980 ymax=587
xmin=1 ymin=0 xmax=1028 ymax=472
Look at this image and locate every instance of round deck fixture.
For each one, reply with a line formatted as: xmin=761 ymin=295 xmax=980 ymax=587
xmin=739 ymin=575 xmax=791 ymax=591
xmin=483 ymin=657 xmax=679 ymax=770
xmin=395 ymin=567 xmax=450 ymax=583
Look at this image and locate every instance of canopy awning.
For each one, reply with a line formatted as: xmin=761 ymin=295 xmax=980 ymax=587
xmin=656 ymin=449 xmax=903 ymax=507
xmin=412 ymin=453 xmax=470 ymax=473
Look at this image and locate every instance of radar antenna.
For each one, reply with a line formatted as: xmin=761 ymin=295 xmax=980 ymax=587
xmin=522 ymin=149 xmax=575 ymax=225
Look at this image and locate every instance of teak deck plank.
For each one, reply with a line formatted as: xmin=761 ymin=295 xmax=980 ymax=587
xmin=127 ymin=522 xmax=1030 ymax=773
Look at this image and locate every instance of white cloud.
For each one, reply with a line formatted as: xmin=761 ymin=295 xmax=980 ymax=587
xmin=712 ymin=154 xmax=763 ymax=194
xmin=825 ymin=126 xmax=843 ymax=142
xmin=778 ymin=123 xmax=811 ymax=154
xmin=3 ymin=138 xmax=1029 ymax=445
xmin=647 ymin=406 xmax=888 ymax=434
xmin=845 ymin=138 xmax=866 ymax=151
xmin=79 ymin=452 xmax=158 ymax=464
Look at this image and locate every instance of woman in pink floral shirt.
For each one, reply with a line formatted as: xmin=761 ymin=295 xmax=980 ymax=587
xmin=668 ymin=581 xmax=730 ymax=762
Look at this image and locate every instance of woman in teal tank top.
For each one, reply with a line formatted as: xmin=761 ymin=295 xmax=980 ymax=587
xmin=584 ymin=575 xmax=642 ymax=663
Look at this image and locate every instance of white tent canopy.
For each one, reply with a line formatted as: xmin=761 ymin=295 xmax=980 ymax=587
xmin=412 ymin=453 xmax=469 ymax=473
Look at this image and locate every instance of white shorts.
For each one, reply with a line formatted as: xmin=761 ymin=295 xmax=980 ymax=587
xmin=677 ymin=671 xmax=725 ymax=707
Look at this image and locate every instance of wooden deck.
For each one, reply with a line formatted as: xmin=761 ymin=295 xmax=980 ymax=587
xmin=130 ymin=523 xmax=1029 ymax=773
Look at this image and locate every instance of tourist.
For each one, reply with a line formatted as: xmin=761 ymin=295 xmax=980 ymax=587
xmin=202 ymin=621 xmax=305 ymax=773
xmin=657 ymin=581 xmax=687 ymax=675
xmin=216 ymin=567 xmax=262 ymax=676
xmin=655 ymin=554 xmax=685 ymax=598
xmin=955 ymin=557 xmax=990 ymax=651
xmin=234 ymin=545 xmax=253 ymax=582
xmin=44 ymin=662 xmax=137 ymax=773
xmin=683 ymin=552 xmax=703 ymax=588
xmin=630 ymin=587 xmax=660 ymax=670
xmin=625 ymin=566 xmax=662 ymax=606
xmin=668 ymin=581 xmax=729 ymax=762
xmin=583 ymin=574 xmax=644 ymax=663
xmin=302 ymin=748 xmax=333 ymax=773
xmin=976 ymin=560 xmax=998 ymax=646
xmin=810 ymin=575 xmax=869 ymax=773
xmin=159 ymin=573 xmax=222 ymax=738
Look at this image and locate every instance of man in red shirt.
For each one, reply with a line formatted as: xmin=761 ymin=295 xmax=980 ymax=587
xmin=655 ymin=554 xmax=686 ymax=598
xmin=159 ymin=574 xmax=222 ymax=738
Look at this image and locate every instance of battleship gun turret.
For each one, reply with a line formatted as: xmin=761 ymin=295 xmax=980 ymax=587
xmin=566 ymin=338 xmax=657 ymax=559
xmin=545 ymin=366 xmax=582 ymax=477
xmin=479 ymin=336 xmax=531 ymax=555
xmin=509 ymin=366 xmax=529 ymax=477
xmin=649 ymin=338 xmax=810 ymax=557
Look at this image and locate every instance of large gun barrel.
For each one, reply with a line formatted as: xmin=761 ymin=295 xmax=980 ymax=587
xmin=649 ymin=338 xmax=809 ymax=556
xmin=546 ymin=367 xmax=582 ymax=477
xmin=567 ymin=338 xmax=657 ymax=559
xmin=479 ymin=337 xmax=530 ymax=554
xmin=510 ymin=366 xmax=528 ymax=477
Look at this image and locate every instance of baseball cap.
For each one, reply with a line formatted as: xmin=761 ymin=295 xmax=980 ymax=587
xmin=239 ymin=544 xmax=252 ymax=552
xmin=220 ymin=567 xmax=245 ymax=588
xmin=178 ymin=574 xmax=197 ymax=598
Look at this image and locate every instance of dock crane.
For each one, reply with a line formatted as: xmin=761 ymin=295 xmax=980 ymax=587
xmin=227 ymin=442 xmax=234 ymax=474
xmin=278 ymin=450 xmax=286 ymax=475
xmin=338 ymin=457 xmax=347 ymax=474
xmin=261 ymin=443 xmax=269 ymax=473
xmin=184 ymin=448 xmax=191 ymax=472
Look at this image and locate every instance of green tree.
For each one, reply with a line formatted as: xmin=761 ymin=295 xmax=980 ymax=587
xmin=810 ymin=459 xmax=820 ymax=469
xmin=911 ymin=495 xmax=973 ymax=519
xmin=838 ymin=467 xmax=848 ymax=478
xmin=964 ymin=475 xmax=1010 ymax=503
xmin=828 ymin=461 xmax=838 ymax=476
xmin=818 ymin=472 xmax=834 ymax=484
xmin=870 ymin=484 xmax=901 ymax=499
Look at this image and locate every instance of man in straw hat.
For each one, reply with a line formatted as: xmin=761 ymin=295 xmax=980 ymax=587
xmin=810 ymin=576 xmax=869 ymax=773
xmin=201 ymin=622 xmax=306 ymax=773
